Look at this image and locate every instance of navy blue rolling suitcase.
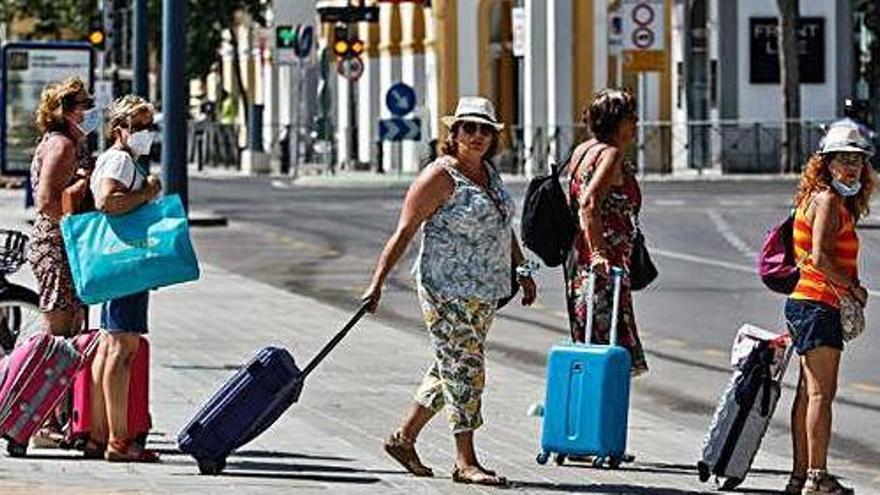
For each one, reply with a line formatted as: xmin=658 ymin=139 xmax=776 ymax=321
xmin=177 ymin=305 xmax=368 ymax=474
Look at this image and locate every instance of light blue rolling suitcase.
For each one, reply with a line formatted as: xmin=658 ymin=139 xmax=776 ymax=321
xmin=537 ymin=267 xmax=631 ymax=468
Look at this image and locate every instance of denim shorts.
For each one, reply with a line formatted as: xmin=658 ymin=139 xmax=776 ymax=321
xmin=785 ymin=298 xmax=843 ymax=355
xmin=101 ymin=291 xmax=149 ymax=334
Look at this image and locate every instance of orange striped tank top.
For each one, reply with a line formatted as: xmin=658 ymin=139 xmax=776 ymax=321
xmin=790 ymin=200 xmax=859 ymax=308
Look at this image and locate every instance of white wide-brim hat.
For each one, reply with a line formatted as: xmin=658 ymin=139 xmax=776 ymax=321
xmin=441 ymin=96 xmax=504 ymax=131
xmin=819 ymin=123 xmax=873 ymax=156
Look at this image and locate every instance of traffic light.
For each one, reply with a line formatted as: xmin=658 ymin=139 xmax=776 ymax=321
xmin=331 ymin=23 xmax=364 ymax=60
xmin=88 ymin=14 xmax=106 ymax=51
xmin=276 ymin=25 xmax=296 ymax=49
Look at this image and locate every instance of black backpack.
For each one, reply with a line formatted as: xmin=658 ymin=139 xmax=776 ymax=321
xmin=520 ymin=148 xmax=592 ymax=267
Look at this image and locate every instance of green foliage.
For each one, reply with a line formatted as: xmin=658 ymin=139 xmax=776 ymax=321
xmin=1 ymin=0 xmax=95 ymax=39
xmin=148 ymin=0 xmax=267 ymax=82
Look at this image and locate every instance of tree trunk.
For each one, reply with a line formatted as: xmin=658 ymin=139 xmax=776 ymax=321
xmin=227 ymin=24 xmax=250 ymax=123
xmin=778 ymin=0 xmax=801 ymax=173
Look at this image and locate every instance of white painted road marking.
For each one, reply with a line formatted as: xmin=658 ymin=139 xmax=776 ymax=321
xmin=707 ymin=209 xmax=758 ymax=259
xmin=651 ymin=247 xmax=880 ymax=298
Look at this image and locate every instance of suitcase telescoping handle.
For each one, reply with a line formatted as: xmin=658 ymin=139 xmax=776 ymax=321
xmin=584 ymin=266 xmax=626 ymax=347
xmin=300 ymin=303 xmax=369 ymax=380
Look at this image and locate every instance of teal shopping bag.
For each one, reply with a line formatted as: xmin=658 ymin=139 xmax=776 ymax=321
xmin=61 ymin=194 xmax=200 ymax=305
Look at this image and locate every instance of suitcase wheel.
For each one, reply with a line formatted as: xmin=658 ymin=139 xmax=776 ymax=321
xmin=591 ymin=456 xmax=605 ymax=468
xmin=6 ymin=441 xmax=27 ymax=458
xmin=697 ymin=461 xmax=711 ymax=482
xmin=133 ymin=433 xmax=148 ymax=449
xmin=720 ymin=477 xmax=743 ymax=491
xmin=608 ymin=456 xmax=621 ymax=469
xmin=554 ymin=453 xmax=566 ymax=466
xmin=535 ymin=452 xmax=550 ymax=465
xmin=197 ymin=457 xmax=227 ymax=475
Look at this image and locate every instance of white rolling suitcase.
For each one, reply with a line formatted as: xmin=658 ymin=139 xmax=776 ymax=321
xmin=697 ymin=325 xmax=793 ymax=491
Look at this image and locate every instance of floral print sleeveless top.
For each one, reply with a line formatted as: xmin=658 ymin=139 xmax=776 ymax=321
xmin=413 ymin=156 xmax=514 ymax=301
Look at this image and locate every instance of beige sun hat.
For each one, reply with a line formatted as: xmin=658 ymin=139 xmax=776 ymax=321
xmin=441 ymin=96 xmax=504 ymax=130
xmin=819 ymin=124 xmax=873 ymax=156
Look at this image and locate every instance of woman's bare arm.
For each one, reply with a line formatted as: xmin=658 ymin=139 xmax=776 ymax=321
xmin=809 ymin=190 xmax=856 ymax=288
xmin=35 ymin=136 xmax=76 ymax=218
xmin=363 ymin=166 xmax=454 ymax=309
xmin=578 ymin=146 xmax=621 ymax=261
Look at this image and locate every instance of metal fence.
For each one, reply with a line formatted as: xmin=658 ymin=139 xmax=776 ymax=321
xmin=188 ymin=118 xmax=850 ymax=176
xmin=492 ymin=119 xmax=839 ymax=175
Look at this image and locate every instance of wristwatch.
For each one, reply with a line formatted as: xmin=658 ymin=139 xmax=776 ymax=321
xmin=516 ymin=260 xmax=540 ymax=279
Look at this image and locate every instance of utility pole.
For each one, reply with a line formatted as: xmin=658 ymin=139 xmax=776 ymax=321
xmin=162 ymin=0 xmax=188 ymax=210
xmin=133 ymin=0 xmax=148 ymax=98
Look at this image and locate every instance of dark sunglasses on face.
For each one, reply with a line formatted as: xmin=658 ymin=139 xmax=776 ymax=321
xmin=130 ymin=122 xmax=159 ymax=133
xmin=461 ymin=121 xmax=496 ymax=136
xmin=835 ymin=154 xmax=866 ymax=167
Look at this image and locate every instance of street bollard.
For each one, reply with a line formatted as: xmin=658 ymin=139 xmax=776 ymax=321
xmin=248 ymin=104 xmax=264 ymax=152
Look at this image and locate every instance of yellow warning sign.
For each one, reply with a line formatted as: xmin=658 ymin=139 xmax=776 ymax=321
xmin=623 ymin=49 xmax=666 ymax=72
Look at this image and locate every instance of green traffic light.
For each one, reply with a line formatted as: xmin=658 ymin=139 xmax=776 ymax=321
xmin=277 ymin=26 xmax=297 ymax=48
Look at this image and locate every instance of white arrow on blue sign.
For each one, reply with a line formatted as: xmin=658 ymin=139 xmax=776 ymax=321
xmin=380 ymin=118 xmax=421 ymax=141
xmin=385 ymin=82 xmax=416 ymax=116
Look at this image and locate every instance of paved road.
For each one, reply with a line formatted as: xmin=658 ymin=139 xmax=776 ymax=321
xmin=188 ymin=175 xmax=880 ymax=484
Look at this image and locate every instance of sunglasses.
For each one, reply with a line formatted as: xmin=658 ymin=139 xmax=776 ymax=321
xmin=835 ymin=154 xmax=866 ymax=168
xmin=460 ymin=121 xmax=496 ymax=136
xmin=130 ymin=122 xmax=159 ymax=133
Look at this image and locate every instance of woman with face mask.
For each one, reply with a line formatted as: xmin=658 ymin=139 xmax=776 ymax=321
xmin=783 ymin=124 xmax=874 ymax=495
xmin=83 ymin=95 xmax=162 ymax=462
xmin=28 ymin=76 xmax=99 ymax=338
xmin=26 ymin=77 xmax=100 ymax=448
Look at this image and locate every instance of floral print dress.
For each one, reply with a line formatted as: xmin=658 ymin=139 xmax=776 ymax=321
xmin=27 ymin=133 xmax=90 ymax=314
xmin=566 ymin=153 xmax=648 ymax=375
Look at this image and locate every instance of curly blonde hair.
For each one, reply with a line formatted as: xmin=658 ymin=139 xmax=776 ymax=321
xmin=34 ymin=76 xmax=92 ymax=135
xmin=794 ymin=152 xmax=875 ymax=220
xmin=107 ymin=95 xmax=154 ymax=138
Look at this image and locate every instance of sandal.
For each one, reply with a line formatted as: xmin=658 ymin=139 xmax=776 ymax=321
xmin=30 ymin=427 xmax=65 ymax=449
xmin=105 ymin=439 xmax=160 ymax=463
xmin=82 ymin=439 xmax=106 ymax=460
xmin=452 ymin=465 xmax=508 ymax=487
xmin=383 ymin=431 xmax=434 ymax=477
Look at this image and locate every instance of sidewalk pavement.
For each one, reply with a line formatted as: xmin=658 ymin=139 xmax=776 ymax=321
xmin=0 ymin=189 xmax=871 ymax=494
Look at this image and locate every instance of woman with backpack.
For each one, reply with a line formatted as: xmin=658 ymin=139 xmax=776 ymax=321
xmin=782 ymin=123 xmax=872 ymax=495
xmin=84 ymin=95 xmax=162 ymax=462
xmin=362 ymin=97 xmax=536 ymax=486
xmin=565 ymin=88 xmax=649 ymax=376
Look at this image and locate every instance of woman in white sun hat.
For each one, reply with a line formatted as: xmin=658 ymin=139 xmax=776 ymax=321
xmin=363 ymin=96 xmax=537 ymax=486
xmin=783 ymin=122 xmax=874 ymax=495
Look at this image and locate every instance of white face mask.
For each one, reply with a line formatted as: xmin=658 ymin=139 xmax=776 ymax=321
xmin=831 ymin=178 xmax=862 ymax=197
xmin=77 ymin=108 xmax=102 ymax=136
xmin=127 ymin=130 xmax=154 ymax=157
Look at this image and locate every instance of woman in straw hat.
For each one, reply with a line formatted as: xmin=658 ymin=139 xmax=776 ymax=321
xmin=782 ymin=123 xmax=873 ymax=495
xmin=363 ymin=96 xmax=537 ymax=486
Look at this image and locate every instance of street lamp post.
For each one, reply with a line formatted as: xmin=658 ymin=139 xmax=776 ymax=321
xmin=133 ymin=0 xmax=148 ymax=98
xmin=161 ymin=0 xmax=188 ymax=210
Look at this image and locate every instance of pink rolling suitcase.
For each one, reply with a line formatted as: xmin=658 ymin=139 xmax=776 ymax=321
xmin=67 ymin=332 xmax=152 ymax=448
xmin=0 ymin=332 xmax=98 ymax=457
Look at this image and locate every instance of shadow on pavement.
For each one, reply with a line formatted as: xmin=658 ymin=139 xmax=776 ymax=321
xmin=229 ymin=459 xmax=400 ymax=476
xmin=149 ymin=447 xmax=354 ymax=463
xmin=221 ymin=471 xmax=381 ymax=485
xmin=508 ymin=481 xmax=712 ymax=494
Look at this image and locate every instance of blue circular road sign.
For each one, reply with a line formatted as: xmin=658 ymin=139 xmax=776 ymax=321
xmin=295 ymin=25 xmax=314 ymax=58
xmin=386 ymin=82 xmax=416 ymax=116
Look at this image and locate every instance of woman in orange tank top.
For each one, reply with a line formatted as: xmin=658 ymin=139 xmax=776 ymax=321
xmin=783 ymin=124 xmax=873 ymax=495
